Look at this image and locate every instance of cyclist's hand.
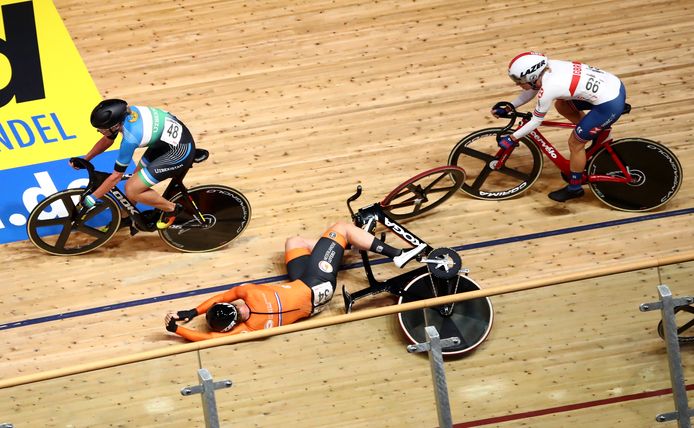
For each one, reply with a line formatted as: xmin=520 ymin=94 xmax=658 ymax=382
xmin=82 ymin=194 xmax=98 ymax=208
xmin=176 ymin=309 xmax=198 ymax=322
xmin=491 ymin=105 xmax=511 ymax=118
xmin=69 ymin=159 xmax=80 ymax=170
xmin=498 ymin=135 xmax=516 ymax=150
xmin=76 ymin=194 xmax=101 ymax=218
xmin=165 ymin=312 xmax=180 ymax=332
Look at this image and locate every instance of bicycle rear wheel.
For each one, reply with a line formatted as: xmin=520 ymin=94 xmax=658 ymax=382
xmin=26 ymin=189 xmax=121 ymax=255
xmin=380 ymin=166 xmax=465 ymax=220
xmin=397 ymin=273 xmax=493 ymax=356
xmin=159 ymin=185 xmax=251 ymax=252
xmin=448 ymin=127 xmax=543 ymax=200
xmin=588 ymin=139 xmax=682 ymax=211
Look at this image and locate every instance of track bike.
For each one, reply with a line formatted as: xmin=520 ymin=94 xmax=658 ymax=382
xmin=448 ymin=102 xmax=682 ymax=212
xmin=343 ymin=167 xmax=493 ymax=356
xmin=26 ymin=149 xmax=251 ymax=255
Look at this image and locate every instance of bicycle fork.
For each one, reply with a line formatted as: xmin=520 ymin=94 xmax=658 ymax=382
xmin=491 ymin=146 xmax=515 ymax=170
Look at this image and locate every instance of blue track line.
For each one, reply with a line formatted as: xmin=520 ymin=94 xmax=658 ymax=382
xmin=2 ymin=207 xmax=692 ymax=331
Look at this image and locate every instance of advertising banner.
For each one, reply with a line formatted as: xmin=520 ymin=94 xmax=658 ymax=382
xmin=0 ymin=0 xmax=107 ymax=243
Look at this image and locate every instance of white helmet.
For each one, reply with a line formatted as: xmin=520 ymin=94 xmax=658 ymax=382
xmin=508 ymin=52 xmax=548 ymax=85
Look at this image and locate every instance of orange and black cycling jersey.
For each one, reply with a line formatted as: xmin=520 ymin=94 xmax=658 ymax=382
xmin=173 ymin=228 xmax=348 ymax=342
xmin=173 ymin=282 xmax=313 ymax=341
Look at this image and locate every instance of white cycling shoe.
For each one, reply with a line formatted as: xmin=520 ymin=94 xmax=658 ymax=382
xmin=393 ymin=243 xmax=427 ymax=268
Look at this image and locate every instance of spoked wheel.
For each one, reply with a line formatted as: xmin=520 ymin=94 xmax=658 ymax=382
xmin=657 ymin=304 xmax=694 ymax=344
xmin=397 ymin=272 xmax=493 ymax=356
xmin=588 ymin=139 xmax=682 ymax=211
xmin=448 ymin=127 xmax=543 ymax=200
xmin=380 ymin=166 xmax=465 ymax=220
xmin=159 ymin=185 xmax=251 ymax=252
xmin=26 ymin=189 xmax=121 ymax=255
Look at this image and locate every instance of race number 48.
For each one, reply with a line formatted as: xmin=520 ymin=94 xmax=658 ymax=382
xmin=161 ymin=117 xmax=182 ymax=146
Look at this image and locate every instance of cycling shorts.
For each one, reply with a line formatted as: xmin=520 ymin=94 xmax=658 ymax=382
xmin=572 ymin=83 xmax=627 ymax=142
xmin=138 ymin=124 xmax=195 ymax=186
xmin=284 ymin=229 xmax=347 ymax=314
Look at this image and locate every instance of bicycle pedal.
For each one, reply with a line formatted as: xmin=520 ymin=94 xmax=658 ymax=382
xmin=129 ymin=225 xmax=140 ymax=236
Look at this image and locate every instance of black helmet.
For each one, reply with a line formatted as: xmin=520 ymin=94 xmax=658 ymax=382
xmin=90 ymin=99 xmax=128 ymax=129
xmin=206 ymin=303 xmax=240 ymax=332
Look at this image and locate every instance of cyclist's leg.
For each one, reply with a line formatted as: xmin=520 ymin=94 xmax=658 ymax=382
xmin=127 ymin=133 xmax=195 ymax=225
xmin=555 ymin=99 xmax=585 ymax=125
xmin=329 ymin=220 xmax=425 ymax=268
xmin=550 ymin=89 xmax=626 ymax=202
xmin=285 ymin=237 xmax=314 ymax=281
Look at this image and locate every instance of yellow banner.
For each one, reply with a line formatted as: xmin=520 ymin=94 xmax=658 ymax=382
xmin=0 ymin=0 xmax=102 ymax=169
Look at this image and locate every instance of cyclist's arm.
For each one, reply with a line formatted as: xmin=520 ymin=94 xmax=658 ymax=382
xmin=83 ymin=135 xmax=117 ymax=162
xmin=91 ymin=171 xmax=124 ymax=199
xmin=511 ymin=89 xmax=538 ymax=108
xmin=174 ymin=322 xmax=251 ymax=341
xmin=510 ymin=89 xmax=555 ymax=140
xmin=193 ymin=287 xmax=245 ymax=315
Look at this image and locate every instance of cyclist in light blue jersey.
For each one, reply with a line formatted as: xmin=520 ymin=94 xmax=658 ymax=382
xmin=72 ymin=99 xmax=196 ymax=229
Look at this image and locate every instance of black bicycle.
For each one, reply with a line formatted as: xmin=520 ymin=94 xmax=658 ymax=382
xmin=343 ymin=169 xmax=493 ymax=356
xmin=26 ymin=149 xmax=251 ymax=255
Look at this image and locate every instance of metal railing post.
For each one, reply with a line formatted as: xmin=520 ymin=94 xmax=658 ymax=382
xmin=180 ymin=368 xmax=233 ymax=428
xmin=407 ymin=325 xmax=460 ymax=428
xmin=640 ymin=284 xmax=694 ymax=428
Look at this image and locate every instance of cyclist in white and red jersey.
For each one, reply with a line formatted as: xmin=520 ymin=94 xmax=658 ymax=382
xmin=492 ymin=52 xmax=627 ymax=202
xmin=71 ymin=99 xmax=196 ymax=228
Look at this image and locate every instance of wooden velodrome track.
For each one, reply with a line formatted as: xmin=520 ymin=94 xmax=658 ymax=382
xmin=1 ymin=0 xmax=693 ymax=426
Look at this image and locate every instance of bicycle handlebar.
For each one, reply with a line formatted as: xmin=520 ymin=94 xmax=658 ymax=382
xmin=492 ymin=101 xmax=532 ymax=141
xmin=69 ymin=157 xmax=102 ymax=196
xmin=346 ymin=185 xmax=362 ymax=218
xmin=69 ymin=157 xmax=95 ymax=173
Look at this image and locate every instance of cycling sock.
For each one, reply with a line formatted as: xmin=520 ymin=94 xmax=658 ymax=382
xmin=568 ymin=171 xmax=583 ymax=192
xmin=369 ymin=238 xmax=402 ymax=258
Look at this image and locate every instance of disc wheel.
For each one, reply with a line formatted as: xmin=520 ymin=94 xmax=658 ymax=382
xmin=159 ymin=185 xmax=251 ymax=252
xmin=397 ymin=273 xmax=493 ymax=355
xmin=588 ymin=139 xmax=682 ymax=211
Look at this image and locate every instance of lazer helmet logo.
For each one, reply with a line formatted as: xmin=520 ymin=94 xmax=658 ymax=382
xmin=520 ymin=60 xmax=546 ymax=79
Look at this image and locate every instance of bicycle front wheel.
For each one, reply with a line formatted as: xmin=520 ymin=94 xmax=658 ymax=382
xmin=380 ymin=166 xmax=465 ymax=220
xmin=26 ymin=189 xmax=121 ymax=255
xmin=448 ymin=127 xmax=543 ymax=200
xmin=588 ymin=139 xmax=682 ymax=211
xmin=397 ymin=273 xmax=493 ymax=356
xmin=159 ymin=185 xmax=251 ymax=252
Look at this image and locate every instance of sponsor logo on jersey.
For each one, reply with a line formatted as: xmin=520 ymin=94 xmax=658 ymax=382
xmin=318 ymin=260 xmax=333 ymax=273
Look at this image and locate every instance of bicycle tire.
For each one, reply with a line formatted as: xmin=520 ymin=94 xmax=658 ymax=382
xmin=448 ymin=127 xmax=543 ymax=200
xmin=26 ymin=189 xmax=121 ymax=256
xmin=656 ymin=305 xmax=694 ymax=344
xmin=159 ymin=185 xmax=251 ymax=252
xmin=397 ymin=272 xmax=493 ymax=356
xmin=380 ymin=166 xmax=465 ymax=220
xmin=588 ymin=138 xmax=682 ymax=212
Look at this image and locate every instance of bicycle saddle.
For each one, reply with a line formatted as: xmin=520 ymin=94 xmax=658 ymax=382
xmin=194 ymin=148 xmax=209 ymax=163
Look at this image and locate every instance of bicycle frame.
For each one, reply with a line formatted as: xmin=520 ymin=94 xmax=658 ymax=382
xmin=498 ymin=115 xmax=634 ymax=184
xmin=72 ymin=157 xmax=206 ymax=233
xmin=342 ymin=186 xmax=461 ymax=313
